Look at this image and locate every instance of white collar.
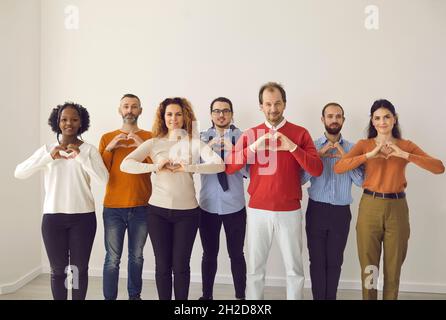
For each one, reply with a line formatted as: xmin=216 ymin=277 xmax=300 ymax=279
xmin=264 ymin=118 xmax=287 ymax=130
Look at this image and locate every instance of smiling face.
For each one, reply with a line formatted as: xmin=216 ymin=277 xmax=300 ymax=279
xmin=164 ymin=104 xmax=184 ymax=132
xmin=260 ymin=88 xmax=286 ymax=126
xmin=371 ymin=107 xmax=396 ymax=136
xmin=211 ymin=101 xmax=233 ymax=129
xmin=59 ymin=107 xmax=81 ymax=137
xmin=119 ymin=97 xmax=142 ymax=124
xmin=322 ymin=105 xmax=344 ymax=135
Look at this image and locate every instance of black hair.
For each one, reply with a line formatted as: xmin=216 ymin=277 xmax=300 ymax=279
xmin=48 ymin=102 xmax=90 ymax=143
xmin=210 ymin=97 xmax=233 ymax=113
xmin=322 ymin=102 xmax=344 ymax=117
xmin=367 ymin=99 xmax=401 ymax=139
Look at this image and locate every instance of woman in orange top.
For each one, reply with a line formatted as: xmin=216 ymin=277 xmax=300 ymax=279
xmin=334 ymin=99 xmax=444 ymax=300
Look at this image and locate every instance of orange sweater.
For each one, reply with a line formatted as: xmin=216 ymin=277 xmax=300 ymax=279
xmin=334 ymin=139 xmax=444 ymax=193
xmin=99 ymin=129 xmax=152 ymax=208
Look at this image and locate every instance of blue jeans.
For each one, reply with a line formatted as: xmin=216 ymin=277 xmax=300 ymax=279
xmin=103 ymin=206 xmax=149 ymax=300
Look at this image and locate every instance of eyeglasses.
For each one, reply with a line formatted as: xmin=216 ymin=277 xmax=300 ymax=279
xmin=212 ymin=109 xmax=232 ymax=115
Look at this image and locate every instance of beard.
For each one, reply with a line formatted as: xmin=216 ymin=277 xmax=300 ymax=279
xmin=325 ymin=123 xmax=342 ymax=135
xmin=214 ymin=122 xmax=230 ymax=129
xmin=123 ymin=114 xmax=138 ymax=124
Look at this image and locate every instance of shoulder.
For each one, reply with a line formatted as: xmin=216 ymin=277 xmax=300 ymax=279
xmin=137 ymin=130 xmax=153 ymax=139
xmin=397 ymin=139 xmax=418 ymax=150
xmin=284 ymin=121 xmax=310 ymax=135
xmin=80 ymin=141 xmax=98 ymax=151
xmin=100 ymin=129 xmax=121 ymax=141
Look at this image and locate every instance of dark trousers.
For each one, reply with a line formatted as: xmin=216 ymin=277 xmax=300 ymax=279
xmin=147 ymin=204 xmax=199 ymax=300
xmin=199 ymin=208 xmax=247 ymax=299
xmin=41 ymin=212 xmax=96 ymax=300
xmin=305 ymin=199 xmax=351 ymax=300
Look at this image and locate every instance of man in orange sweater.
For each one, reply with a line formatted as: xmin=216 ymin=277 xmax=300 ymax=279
xmin=99 ymin=94 xmax=152 ymax=300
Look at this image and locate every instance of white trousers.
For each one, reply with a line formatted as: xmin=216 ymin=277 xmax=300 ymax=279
xmin=246 ymin=207 xmax=304 ymax=300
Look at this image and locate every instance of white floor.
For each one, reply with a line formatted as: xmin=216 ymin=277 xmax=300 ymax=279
xmin=1 ymin=274 xmax=445 ymax=300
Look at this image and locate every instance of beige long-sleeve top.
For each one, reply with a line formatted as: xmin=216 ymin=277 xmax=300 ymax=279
xmin=120 ymin=136 xmax=225 ymax=210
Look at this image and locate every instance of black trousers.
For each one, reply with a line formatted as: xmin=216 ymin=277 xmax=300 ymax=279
xmin=305 ymin=199 xmax=351 ymax=300
xmin=41 ymin=212 xmax=96 ymax=300
xmin=147 ymin=204 xmax=199 ymax=300
xmin=199 ymin=208 xmax=247 ymax=299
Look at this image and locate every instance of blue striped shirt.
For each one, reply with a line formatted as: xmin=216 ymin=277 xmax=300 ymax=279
xmin=199 ymin=126 xmax=248 ymax=215
xmin=301 ymin=135 xmax=364 ymax=206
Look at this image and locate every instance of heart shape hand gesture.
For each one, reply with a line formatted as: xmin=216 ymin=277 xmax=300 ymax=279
xmin=51 ymin=144 xmax=80 ymax=160
xmin=157 ymin=158 xmax=186 ymax=173
xmin=251 ymin=131 xmax=297 ymax=152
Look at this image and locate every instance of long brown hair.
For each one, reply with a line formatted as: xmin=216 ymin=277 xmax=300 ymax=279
xmin=152 ymin=97 xmax=197 ymax=138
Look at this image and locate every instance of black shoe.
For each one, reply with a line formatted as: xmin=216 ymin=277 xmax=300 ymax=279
xmin=198 ymin=296 xmax=213 ymax=300
xmin=129 ymin=295 xmax=142 ymax=300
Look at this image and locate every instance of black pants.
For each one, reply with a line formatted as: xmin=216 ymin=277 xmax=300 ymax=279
xmin=305 ymin=199 xmax=351 ymax=300
xmin=41 ymin=213 xmax=96 ymax=300
xmin=199 ymin=208 xmax=247 ymax=299
xmin=147 ymin=204 xmax=199 ymax=300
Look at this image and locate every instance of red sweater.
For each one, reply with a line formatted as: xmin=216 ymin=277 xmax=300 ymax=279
xmin=225 ymin=121 xmax=323 ymax=211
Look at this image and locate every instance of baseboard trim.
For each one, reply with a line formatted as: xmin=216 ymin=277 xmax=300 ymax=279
xmin=0 ymin=266 xmax=42 ymax=295
xmin=31 ymin=266 xmax=446 ymax=295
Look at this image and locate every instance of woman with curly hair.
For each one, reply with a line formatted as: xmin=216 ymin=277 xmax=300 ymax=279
xmin=334 ymin=99 xmax=444 ymax=300
xmin=121 ymin=97 xmax=225 ymax=300
xmin=15 ymin=102 xmax=109 ymax=300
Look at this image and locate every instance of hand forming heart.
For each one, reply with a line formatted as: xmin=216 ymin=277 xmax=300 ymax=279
xmin=157 ymin=158 xmax=186 ymax=173
xmin=51 ymin=144 xmax=79 ymax=160
xmin=252 ymin=132 xmax=297 ymax=152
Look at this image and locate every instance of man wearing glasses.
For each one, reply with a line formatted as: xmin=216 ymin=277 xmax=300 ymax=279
xmin=198 ymin=97 xmax=248 ymax=300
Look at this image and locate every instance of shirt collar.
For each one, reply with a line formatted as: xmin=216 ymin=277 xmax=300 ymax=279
xmin=317 ymin=133 xmax=344 ymax=145
xmin=264 ymin=118 xmax=287 ymax=130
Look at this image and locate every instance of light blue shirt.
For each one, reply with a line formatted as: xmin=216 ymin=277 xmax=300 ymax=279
xmin=301 ymin=135 xmax=364 ymax=206
xmin=199 ymin=126 xmax=248 ymax=215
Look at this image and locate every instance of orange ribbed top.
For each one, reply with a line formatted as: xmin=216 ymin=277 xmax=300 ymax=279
xmin=99 ymin=129 xmax=152 ymax=208
xmin=334 ymin=139 xmax=444 ymax=193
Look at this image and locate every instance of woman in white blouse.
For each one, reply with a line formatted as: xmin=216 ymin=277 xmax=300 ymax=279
xmin=121 ymin=97 xmax=224 ymax=300
xmin=15 ymin=102 xmax=108 ymax=300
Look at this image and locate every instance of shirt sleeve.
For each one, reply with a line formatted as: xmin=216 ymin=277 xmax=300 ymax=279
xmin=14 ymin=145 xmax=53 ymax=179
xmin=406 ymin=141 xmax=445 ymax=174
xmin=75 ymin=145 xmax=109 ymax=185
xmin=120 ymin=139 xmax=160 ymax=174
xmin=334 ymin=140 xmax=368 ymax=174
xmin=98 ymin=135 xmax=113 ymax=172
xmin=225 ymin=130 xmax=254 ymax=174
xmin=185 ymin=140 xmax=225 ymax=174
xmin=289 ymin=130 xmax=323 ymax=177
xmin=344 ymin=142 xmax=365 ymax=187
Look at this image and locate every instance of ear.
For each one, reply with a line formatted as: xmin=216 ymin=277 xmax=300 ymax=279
xmin=118 ymin=106 xmax=122 ymax=116
xmin=321 ymin=116 xmax=324 ymax=124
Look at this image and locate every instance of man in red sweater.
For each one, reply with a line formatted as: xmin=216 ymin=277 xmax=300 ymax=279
xmin=226 ymin=82 xmax=323 ymax=300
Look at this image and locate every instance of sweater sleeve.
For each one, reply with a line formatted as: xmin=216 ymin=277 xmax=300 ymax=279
xmin=185 ymin=140 xmax=225 ymax=174
xmin=75 ymin=145 xmax=109 ymax=185
xmin=290 ymin=130 xmax=323 ymax=177
xmin=225 ymin=130 xmax=253 ymax=174
xmin=120 ymin=139 xmax=160 ymax=174
xmin=14 ymin=145 xmax=53 ymax=179
xmin=334 ymin=140 xmax=368 ymax=174
xmin=406 ymin=141 xmax=445 ymax=174
xmin=99 ymin=135 xmax=113 ymax=172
